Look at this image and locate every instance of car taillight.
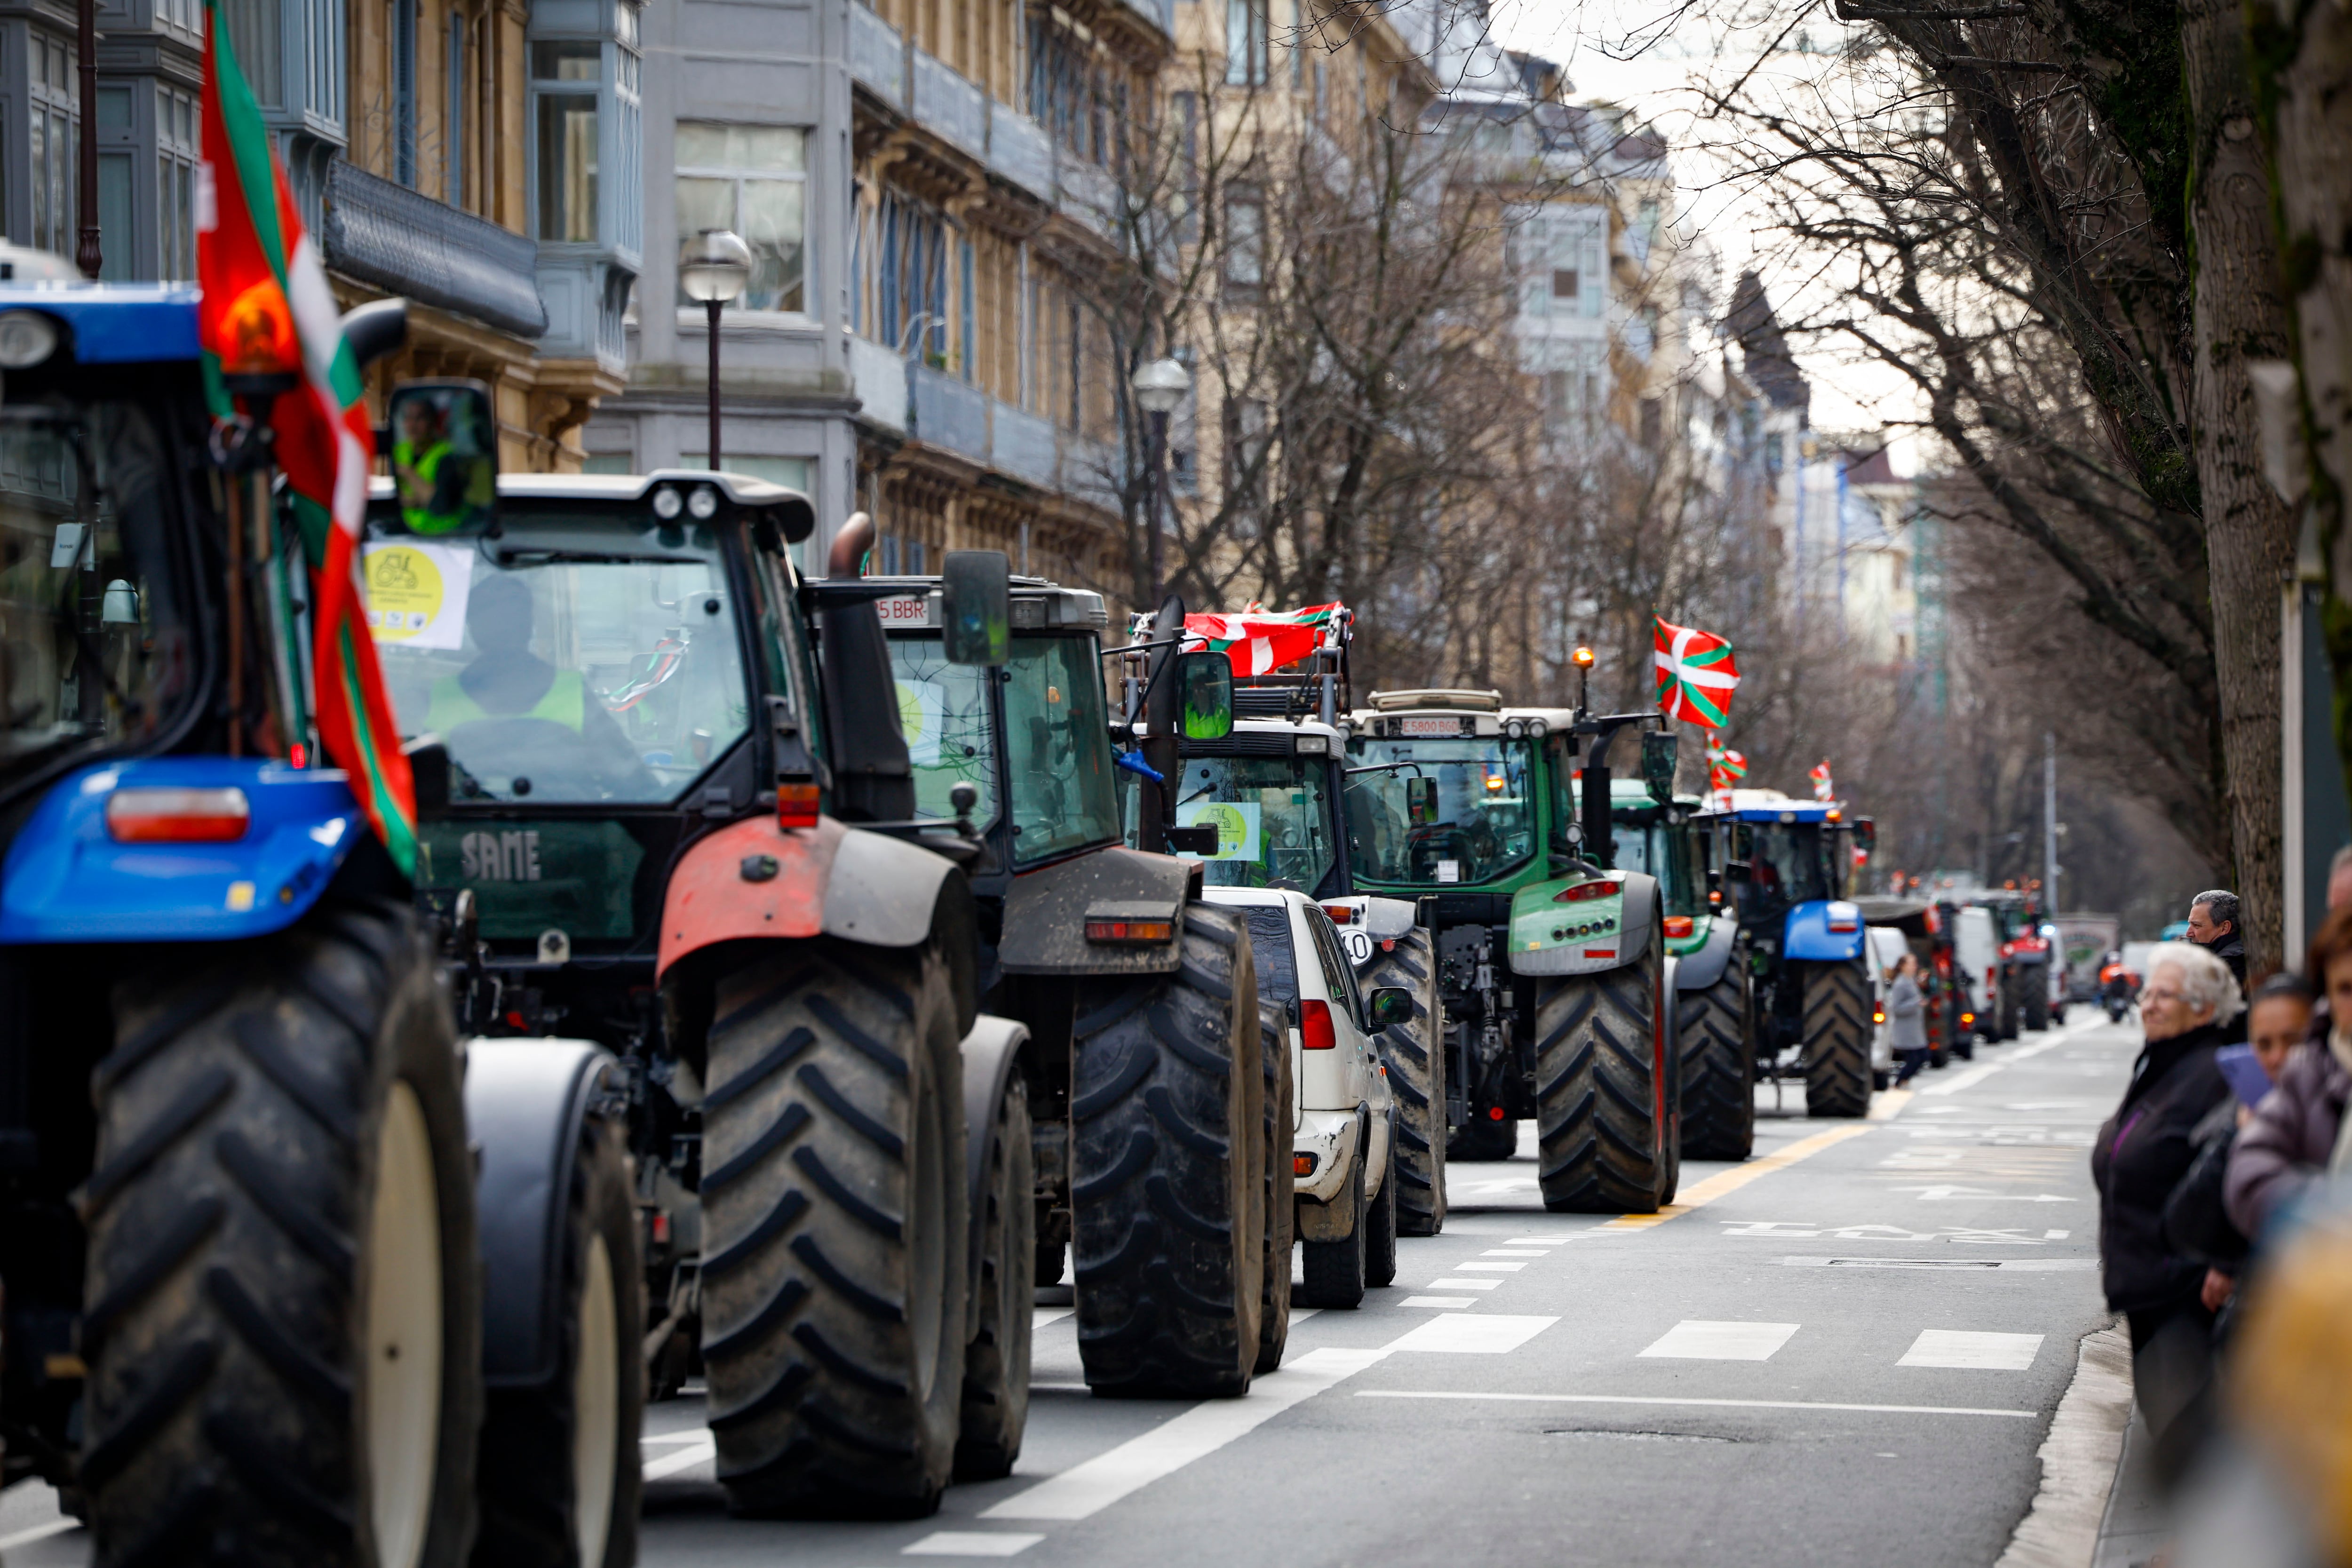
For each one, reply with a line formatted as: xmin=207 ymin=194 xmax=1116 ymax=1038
xmin=1962 ymin=1012 xmax=1975 ymax=1026
xmin=1301 ymin=999 xmax=1336 ymax=1050
xmin=1663 ymin=915 xmax=1693 ymax=938
xmin=105 ymin=787 xmax=250 ymax=843
xmin=1487 ymin=1105 xmax=1506 ymax=1121
xmin=1294 ymin=1153 xmax=1318 ymax=1176
xmin=777 ymin=781 xmax=820 ymax=829
xmin=1554 ymin=879 xmax=1621 ymax=903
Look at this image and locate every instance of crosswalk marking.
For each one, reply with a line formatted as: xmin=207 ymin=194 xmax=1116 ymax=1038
xmin=1386 ymin=1313 xmax=1559 ymax=1354
xmin=1354 ymin=1390 xmax=2037 ymax=1419
xmin=1453 ymin=1260 xmax=1528 ymax=1272
xmin=1403 ymin=1295 xmax=1479 ymax=1308
xmin=1033 ymin=1307 xmax=1073 ymax=1328
xmin=1899 ymin=1330 xmax=2044 ymax=1370
xmin=642 ymin=1436 xmax=715 ymax=1480
xmin=1427 ymin=1276 xmax=1502 ymax=1289
xmin=904 ymin=1530 xmax=1046 ymax=1556
xmin=1638 ymin=1320 xmax=1800 ymax=1361
xmin=1482 ymin=1248 xmax=1549 ymax=1257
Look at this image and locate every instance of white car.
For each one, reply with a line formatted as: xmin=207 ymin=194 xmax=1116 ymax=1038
xmin=1206 ymin=886 xmax=1406 ymax=1308
xmin=1867 ymin=925 xmax=1908 ymax=1084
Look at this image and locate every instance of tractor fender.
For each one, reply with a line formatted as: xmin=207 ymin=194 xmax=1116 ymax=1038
xmin=1783 ymin=900 xmax=1866 ymax=963
xmin=958 ymin=1014 xmax=1032 ymax=1307
xmin=656 ymin=814 xmax=840 ymax=977
xmin=464 ymin=1037 xmax=621 ymax=1387
xmin=1507 ymin=871 xmax=1659 ymax=976
xmin=996 ymin=845 xmax=1197 ymax=977
xmin=1674 ymin=913 xmax=1739 ymax=991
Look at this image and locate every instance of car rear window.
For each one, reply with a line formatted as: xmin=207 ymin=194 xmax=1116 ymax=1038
xmin=1240 ymin=906 xmax=1299 ymax=1004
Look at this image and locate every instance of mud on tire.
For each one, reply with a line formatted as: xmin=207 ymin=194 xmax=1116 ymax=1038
xmin=1535 ymin=942 xmax=1669 ymax=1214
xmin=82 ymin=900 xmax=482 ymax=1568
xmin=1254 ymin=1003 xmax=1294 ymax=1376
xmin=954 ymin=1075 xmax=1033 ymax=1481
xmin=1363 ymin=930 xmax=1445 ymax=1235
xmin=1676 ymin=972 xmax=1754 ymax=1162
xmin=1801 ymin=959 xmax=1872 ymax=1119
xmin=697 ymin=940 xmax=968 ymax=1518
xmin=1069 ymin=905 xmax=1265 ymax=1398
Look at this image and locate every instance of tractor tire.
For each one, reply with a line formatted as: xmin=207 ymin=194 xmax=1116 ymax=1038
xmin=1448 ymin=1114 xmax=1518 ymax=1162
xmin=1996 ymin=977 xmax=2020 ymax=1041
xmin=81 ymin=901 xmax=481 ymax=1568
xmin=1069 ymin=905 xmax=1265 ymax=1398
xmin=1535 ymin=943 xmax=1669 ymax=1214
xmin=1801 ymin=960 xmax=1872 ymax=1119
xmin=1362 ymin=931 xmax=1445 ymax=1235
xmin=698 ymin=939 xmax=968 ymax=1519
xmin=954 ymin=1075 xmax=1033 ymax=1482
xmin=2025 ymin=981 xmax=2051 ymax=1033
xmin=1364 ymin=1132 xmax=1398 ymax=1288
xmin=1675 ymin=972 xmax=1754 ymax=1161
xmin=1297 ymin=1147 xmax=1367 ymax=1308
xmin=475 ymin=1102 xmax=644 ymax=1568
xmin=1254 ymin=1004 xmax=1294 ymax=1376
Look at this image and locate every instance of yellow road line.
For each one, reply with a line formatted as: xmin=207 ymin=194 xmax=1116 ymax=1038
xmin=1599 ymin=1122 xmax=1877 ymax=1230
xmin=1868 ymin=1088 xmax=1915 ymax=1121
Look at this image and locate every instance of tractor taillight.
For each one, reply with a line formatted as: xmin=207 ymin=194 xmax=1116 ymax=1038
xmin=1320 ymin=903 xmax=1357 ymax=924
xmin=1085 ymin=918 xmax=1173 ymax=944
xmin=1554 ymin=879 xmax=1621 ymax=903
xmin=776 ymin=782 xmax=820 ymax=830
xmin=1873 ymin=1008 xmax=1886 ymax=1025
xmin=1663 ymin=915 xmax=1694 ymax=938
xmin=1301 ymin=999 xmax=1336 ymax=1050
xmin=106 ymin=787 xmax=250 ymax=843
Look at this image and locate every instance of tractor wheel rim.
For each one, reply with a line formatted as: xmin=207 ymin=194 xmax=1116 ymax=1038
xmin=574 ymin=1232 xmax=620 ymax=1567
xmin=365 ymin=1081 xmax=444 ymax=1568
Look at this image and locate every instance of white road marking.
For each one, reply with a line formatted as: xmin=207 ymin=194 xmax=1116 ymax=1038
xmin=1505 ymin=1235 xmax=1573 ymax=1245
xmin=1888 ymin=1185 xmax=2078 ymax=1202
xmin=981 ymin=1346 xmax=1392 ymax=1520
xmin=1780 ymin=1256 xmax=2097 ymax=1271
xmin=0 ymin=1520 xmax=79 ymax=1552
xmin=903 ymin=1531 xmax=1046 ymax=1556
xmin=1427 ymin=1276 xmax=1502 ymax=1290
xmin=1402 ymin=1295 xmax=1479 ymax=1308
xmin=1288 ymin=1308 xmax=1322 ymax=1325
xmin=640 ymin=1430 xmax=711 ymax=1444
xmin=1899 ymin=1330 xmax=2044 ymax=1370
xmin=642 ymin=1438 xmax=716 ymax=1480
xmin=1481 ymin=1248 xmax=1550 ymax=1257
xmin=1453 ymin=1261 xmax=1529 ymax=1272
xmin=1033 ymin=1307 xmax=1074 ymax=1328
xmin=1639 ymin=1320 xmax=1800 ymax=1361
xmin=1355 ymin=1390 xmax=2037 ymax=1418
xmin=1920 ymin=1065 xmax=2002 ymax=1096
xmin=1386 ymin=1313 xmax=1558 ymax=1354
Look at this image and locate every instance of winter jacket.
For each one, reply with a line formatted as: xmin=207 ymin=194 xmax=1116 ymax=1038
xmin=1887 ymin=975 xmax=1927 ymax=1050
xmin=2092 ymin=1018 xmax=2233 ymax=1313
xmin=2222 ymin=1027 xmax=2352 ymax=1241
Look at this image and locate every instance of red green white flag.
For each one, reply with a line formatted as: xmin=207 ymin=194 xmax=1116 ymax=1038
xmin=1182 ymin=603 xmax=1349 ymax=676
xmin=1654 ymin=616 xmax=1740 ymax=728
xmin=1811 ymin=759 xmax=1835 ymax=802
xmin=199 ymin=0 xmax=417 ymax=875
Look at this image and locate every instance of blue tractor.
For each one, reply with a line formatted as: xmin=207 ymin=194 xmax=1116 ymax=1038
xmin=0 ymin=287 xmax=640 ymax=1568
xmin=1714 ymin=789 xmax=1876 ymax=1117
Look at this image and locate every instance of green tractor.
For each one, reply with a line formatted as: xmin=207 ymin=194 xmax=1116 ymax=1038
xmin=1344 ymin=689 xmax=1682 ymax=1212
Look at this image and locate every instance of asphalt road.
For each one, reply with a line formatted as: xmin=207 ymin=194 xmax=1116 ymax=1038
xmin=0 ymin=1010 xmax=2136 ymax=1568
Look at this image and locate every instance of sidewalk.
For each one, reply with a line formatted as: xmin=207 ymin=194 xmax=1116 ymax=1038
xmin=2090 ymin=1407 xmax=2168 ymax=1568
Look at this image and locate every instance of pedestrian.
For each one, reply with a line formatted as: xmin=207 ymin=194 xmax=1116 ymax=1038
xmin=1887 ymin=953 xmax=1930 ymax=1086
xmin=2185 ymin=890 xmax=2247 ymax=988
xmin=2224 ymin=907 xmax=2352 ymax=1243
xmin=2091 ymin=939 xmax=2240 ymax=1482
xmin=2328 ymin=844 xmax=2352 ymax=915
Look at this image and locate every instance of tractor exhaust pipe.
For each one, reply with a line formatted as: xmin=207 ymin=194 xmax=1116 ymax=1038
xmin=829 ymin=511 xmax=876 ymax=578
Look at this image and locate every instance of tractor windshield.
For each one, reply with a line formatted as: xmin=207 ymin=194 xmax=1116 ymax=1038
xmin=1119 ymin=753 xmax=1338 ymax=891
xmin=364 ymin=507 xmax=751 ymax=804
xmin=887 ymin=635 xmax=999 ymax=830
xmin=1736 ymin=821 xmax=1841 ymax=910
xmin=0 ymin=394 xmax=197 ymax=805
xmin=1614 ymin=815 xmax=1702 ymax=917
xmin=1344 ymin=735 xmax=1535 ymax=886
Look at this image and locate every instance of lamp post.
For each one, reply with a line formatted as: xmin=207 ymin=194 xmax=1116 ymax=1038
xmin=679 ymin=229 xmax=752 ymax=470
xmin=1130 ymin=357 xmax=1191 ymax=605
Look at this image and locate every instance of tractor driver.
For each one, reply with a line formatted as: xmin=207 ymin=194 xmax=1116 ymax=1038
xmin=424 ymin=574 xmax=657 ymax=799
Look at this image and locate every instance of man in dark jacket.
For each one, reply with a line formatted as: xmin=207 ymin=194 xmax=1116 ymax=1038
xmin=2186 ymin=890 xmax=2246 ymax=987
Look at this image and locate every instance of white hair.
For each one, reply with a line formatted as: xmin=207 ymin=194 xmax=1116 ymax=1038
xmin=2147 ymin=940 xmax=2244 ymax=1024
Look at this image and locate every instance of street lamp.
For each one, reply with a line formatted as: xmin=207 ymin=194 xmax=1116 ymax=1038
xmin=680 ymin=229 xmax=752 ymax=471
xmin=1131 ymin=357 xmax=1191 ymax=605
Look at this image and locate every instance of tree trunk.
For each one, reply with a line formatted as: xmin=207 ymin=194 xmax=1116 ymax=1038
xmin=2184 ymin=0 xmax=2296 ymax=970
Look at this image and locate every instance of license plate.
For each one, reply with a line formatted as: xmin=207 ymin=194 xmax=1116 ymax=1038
xmin=874 ymin=594 xmax=935 ymax=628
xmin=1399 ymin=716 xmax=1459 ymax=736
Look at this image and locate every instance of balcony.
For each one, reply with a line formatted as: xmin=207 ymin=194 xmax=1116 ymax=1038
xmin=1059 ymin=433 xmax=1125 ymax=511
xmin=849 ymin=2 xmax=906 ymax=110
xmin=910 ymin=50 xmax=989 ymax=161
xmin=1057 ymin=156 xmax=1120 ymax=241
xmin=320 ymin=160 xmax=546 ymax=339
xmin=911 ymin=364 xmax=988 ymax=462
xmin=850 ymin=334 xmax=909 ymax=434
xmin=988 ymin=103 xmax=1053 ymax=204
xmin=991 ymin=402 xmax=1057 ymax=489
xmin=1116 ymin=0 xmax=1174 ymax=35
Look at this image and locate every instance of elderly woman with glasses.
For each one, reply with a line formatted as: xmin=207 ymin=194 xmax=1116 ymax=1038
xmin=2090 ymin=939 xmax=2241 ymax=1479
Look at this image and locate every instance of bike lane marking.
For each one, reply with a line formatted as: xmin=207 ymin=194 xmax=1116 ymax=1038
xmin=1598 ymin=1122 xmax=1876 ymax=1232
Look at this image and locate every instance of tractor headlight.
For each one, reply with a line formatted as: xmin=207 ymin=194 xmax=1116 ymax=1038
xmin=1527 ymin=717 xmax=1548 ymax=738
xmin=0 ymin=310 xmax=58 ymax=368
xmin=1504 ymin=718 xmax=1525 ymax=739
xmin=688 ymin=485 xmax=720 ymax=520
xmin=651 ymin=486 xmax=684 ymax=520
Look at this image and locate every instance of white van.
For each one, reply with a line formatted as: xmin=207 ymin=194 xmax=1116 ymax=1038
xmin=1951 ymin=906 xmax=2000 ymax=1058
xmin=1207 ymin=886 xmax=1404 ymax=1308
xmin=1867 ymin=926 xmax=1909 ymax=1084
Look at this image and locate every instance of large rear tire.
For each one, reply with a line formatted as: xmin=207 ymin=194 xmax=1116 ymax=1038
xmin=1676 ymin=971 xmax=1754 ymax=1161
xmin=475 ymin=1101 xmax=644 ymax=1568
xmin=83 ymin=902 xmax=483 ymax=1568
xmin=1254 ymin=1004 xmax=1294 ymax=1375
xmin=1361 ymin=931 xmax=1445 ymax=1235
xmin=2024 ymin=979 xmax=2051 ymax=1032
xmin=1070 ymin=905 xmax=1265 ymax=1397
xmin=954 ymin=1075 xmax=1033 ymax=1482
xmin=1801 ymin=959 xmax=1872 ymax=1118
xmin=1364 ymin=1133 xmax=1398 ymax=1288
xmin=697 ymin=940 xmax=968 ymax=1518
xmin=1535 ymin=943 xmax=1669 ymax=1214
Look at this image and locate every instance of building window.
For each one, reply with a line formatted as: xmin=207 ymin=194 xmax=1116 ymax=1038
xmin=221 ymin=0 xmax=282 ymax=107
xmin=675 ymin=123 xmax=807 ymax=312
xmin=1551 ymin=268 xmax=1577 ymax=301
xmin=446 ymin=13 xmax=466 ymax=206
xmin=159 ymin=88 xmax=198 ymax=281
xmin=1224 ymin=0 xmax=1267 ymax=84
xmin=394 ymin=0 xmax=418 ymax=185
xmin=28 ymin=39 xmax=75 ymax=259
xmin=1224 ymin=189 xmax=1263 ymax=289
xmin=533 ymin=42 xmax=599 ymax=241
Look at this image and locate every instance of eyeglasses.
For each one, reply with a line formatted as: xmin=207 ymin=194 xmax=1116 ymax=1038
xmin=2141 ymin=986 xmax=2186 ymax=1005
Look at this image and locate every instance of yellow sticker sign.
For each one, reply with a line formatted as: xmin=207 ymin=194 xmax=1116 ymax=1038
xmin=362 ymin=540 xmax=474 ymax=650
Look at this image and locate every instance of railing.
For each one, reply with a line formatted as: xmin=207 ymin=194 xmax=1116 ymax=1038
xmin=1059 ymin=432 xmax=1125 ymax=510
xmin=1057 ymin=155 xmax=1120 ymax=240
xmin=849 ymin=2 xmax=906 ymax=109
xmin=911 ymin=363 xmax=988 ymax=460
xmin=321 ymin=159 xmax=546 ymax=338
xmin=850 ymin=333 xmax=909 ymax=432
xmin=911 ymin=49 xmax=988 ymax=159
xmin=991 ymin=402 xmax=1057 ymax=489
xmin=988 ymin=103 xmax=1053 ymax=203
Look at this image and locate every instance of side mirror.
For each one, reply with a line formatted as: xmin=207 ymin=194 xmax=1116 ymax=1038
xmin=384 ymin=380 xmax=497 ymax=536
xmin=1175 ymin=649 xmax=1233 ymax=740
xmin=1406 ymin=775 xmax=1438 ymax=825
xmin=1367 ymin=986 xmax=1414 ymax=1029
xmin=1725 ymin=859 xmax=1753 ymax=884
xmin=1853 ymin=817 xmax=1877 ymax=852
xmin=1641 ymin=730 xmax=1677 ymax=803
xmin=406 ymin=738 xmax=450 ymax=820
xmin=941 ymin=549 xmax=1010 ymax=666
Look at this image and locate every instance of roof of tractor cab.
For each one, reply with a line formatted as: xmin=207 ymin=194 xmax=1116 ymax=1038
xmin=859 ymin=573 xmax=1109 ymax=630
xmin=1365 ymin=689 xmax=1502 ymax=712
xmin=1609 ymin=779 xmax=1703 ymax=810
xmin=1502 ymin=706 xmax=1580 ymax=731
xmin=1718 ymin=787 xmax=1848 ymax=823
xmin=1131 ymin=716 xmax=1344 ymax=756
xmin=367 ymin=469 xmax=808 ymax=508
xmin=0 ymin=282 xmax=199 ymax=364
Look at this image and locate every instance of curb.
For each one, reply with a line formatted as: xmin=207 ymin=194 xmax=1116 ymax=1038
xmin=1995 ymin=1320 xmax=2136 ymax=1568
